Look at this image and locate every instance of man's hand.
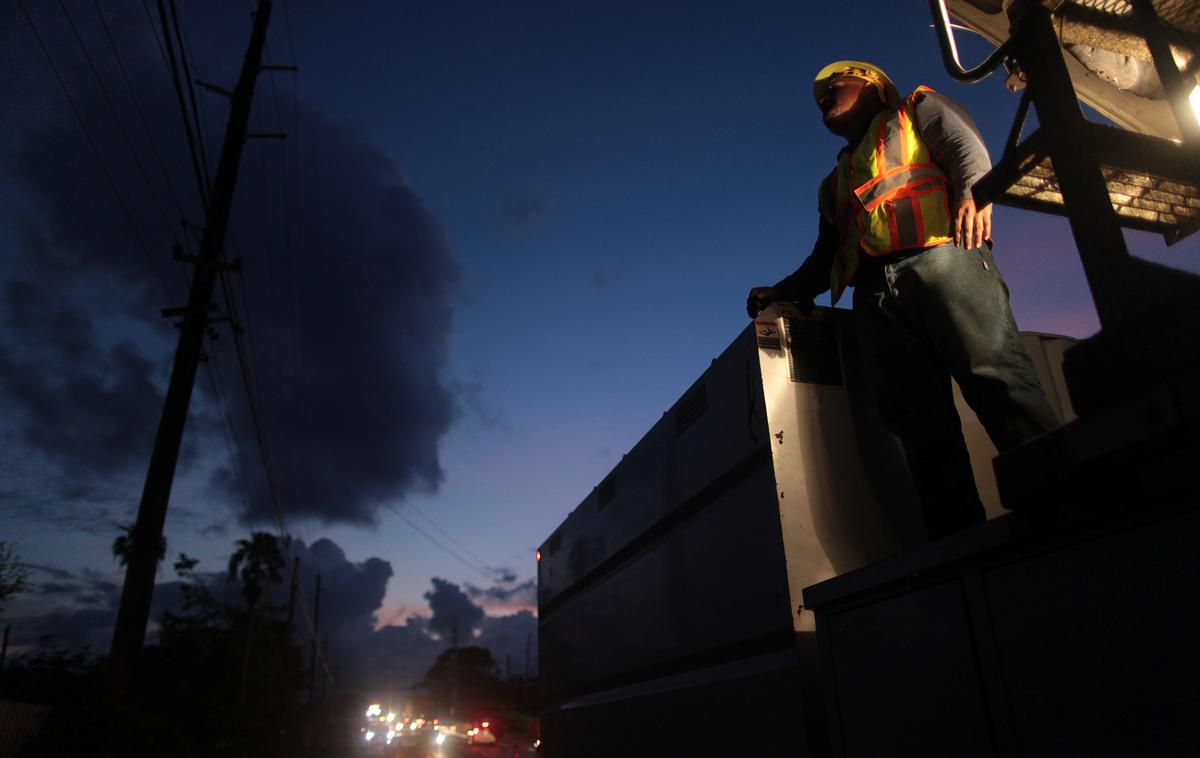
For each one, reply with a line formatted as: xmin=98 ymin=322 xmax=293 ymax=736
xmin=953 ymin=198 xmax=992 ymax=249
xmin=746 ymin=286 xmax=780 ymax=318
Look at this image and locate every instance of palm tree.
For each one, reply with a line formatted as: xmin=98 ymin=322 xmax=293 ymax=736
xmin=0 ymin=541 xmax=30 ymax=614
xmin=227 ymin=531 xmax=285 ymax=611
xmin=111 ymin=523 xmax=167 ymax=568
xmin=227 ymin=531 xmax=286 ymax=705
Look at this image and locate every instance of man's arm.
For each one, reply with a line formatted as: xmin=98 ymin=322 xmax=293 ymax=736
xmin=913 ymin=90 xmax=993 ymax=248
xmin=746 ymin=216 xmax=838 ymax=318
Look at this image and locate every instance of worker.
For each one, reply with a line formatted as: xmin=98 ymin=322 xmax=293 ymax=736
xmin=747 ymin=61 xmax=1060 ymax=539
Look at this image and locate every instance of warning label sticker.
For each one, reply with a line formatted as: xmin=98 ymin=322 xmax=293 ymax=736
xmin=755 ymin=320 xmax=782 ymax=350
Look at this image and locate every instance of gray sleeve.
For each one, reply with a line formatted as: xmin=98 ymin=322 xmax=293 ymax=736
xmin=912 ymin=91 xmax=991 ymax=203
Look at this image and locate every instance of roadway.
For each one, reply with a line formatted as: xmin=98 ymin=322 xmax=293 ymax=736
xmin=347 ymin=733 xmax=538 ymax=758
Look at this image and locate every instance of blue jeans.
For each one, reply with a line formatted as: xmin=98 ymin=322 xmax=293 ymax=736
xmin=852 ymin=242 xmax=1061 ymax=538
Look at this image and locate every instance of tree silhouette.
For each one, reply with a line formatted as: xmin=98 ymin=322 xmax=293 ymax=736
xmin=420 ymin=645 xmax=507 ymax=720
xmin=227 ymin=531 xmax=285 ymax=611
xmin=226 ymin=531 xmax=286 ymax=705
xmin=0 ymin=541 xmax=30 ymax=613
xmin=111 ymin=523 xmax=166 ymax=568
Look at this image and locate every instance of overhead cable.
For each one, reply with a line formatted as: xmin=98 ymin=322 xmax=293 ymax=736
xmin=17 ymin=0 xmax=177 ymax=304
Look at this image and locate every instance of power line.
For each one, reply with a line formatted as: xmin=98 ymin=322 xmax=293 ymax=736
xmin=281 ymin=0 xmax=298 ymax=67
xmin=91 ymin=0 xmax=192 ymax=258
xmin=214 ymin=220 xmax=332 ymax=682
xmin=106 ymin=0 xmax=339 ymax=694
xmin=262 ymin=22 xmax=309 ymax=548
xmin=203 ymin=350 xmax=259 ymax=519
xmin=167 ymin=0 xmax=212 ymax=194
xmin=174 ymin=2 xmax=304 ymax=555
xmin=245 ymin=355 xmax=502 ymax=581
xmin=292 ymin=426 xmax=496 ymax=579
xmin=382 ymin=502 xmax=495 ymax=580
xmin=153 ymin=0 xmax=210 ymax=210
xmin=186 ymin=9 xmax=327 ymax=678
xmin=224 ymin=323 xmax=335 ymax=684
xmin=248 ymin=364 xmax=502 ymax=579
xmin=410 ymin=503 xmax=496 ymax=575
xmin=138 ymin=0 xmax=170 ymax=72
xmin=17 ymin=0 xmax=177 ymax=305
xmin=278 ymin=0 xmax=308 ymax=502
xmin=54 ymin=0 xmax=180 ymax=257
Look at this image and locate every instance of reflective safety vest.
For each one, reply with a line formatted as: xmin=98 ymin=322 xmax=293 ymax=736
xmin=819 ymin=86 xmax=954 ymax=303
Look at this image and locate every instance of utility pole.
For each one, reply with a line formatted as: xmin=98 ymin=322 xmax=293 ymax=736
xmin=320 ymin=635 xmax=330 ymax=702
xmin=301 ymin=572 xmax=320 ymax=758
xmin=109 ymin=0 xmax=275 ymax=691
xmin=1 ymin=624 xmax=10 ymax=675
xmin=275 ymin=556 xmax=300 ymax=757
xmin=307 ymin=572 xmax=322 ymax=705
xmin=450 ymin=622 xmax=459 ymax=719
xmin=524 ymin=632 xmax=532 ymax=678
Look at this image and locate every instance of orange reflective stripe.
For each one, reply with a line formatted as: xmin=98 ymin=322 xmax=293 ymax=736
xmin=826 ymin=86 xmax=955 ymax=290
xmin=897 ymin=183 xmax=950 ymax=243
xmin=875 ymin=115 xmax=889 ymax=173
xmin=886 ymin=198 xmax=901 ymax=249
xmin=913 ymin=192 xmax=926 ymax=241
xmin=856 ymin=163 xmax=945 ymax=211
xmin=911 ymin=85 xmax=935 ymax=101
xmin=854 ymin=164 xmax=919 ymax=206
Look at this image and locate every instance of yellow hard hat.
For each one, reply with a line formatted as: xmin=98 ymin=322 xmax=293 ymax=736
xmin=813 ymin=60 xmax=900 ymax=109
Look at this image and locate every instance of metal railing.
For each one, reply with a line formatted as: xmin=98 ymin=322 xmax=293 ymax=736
xmin=928 ymin=0 xmax=1012 ymax=81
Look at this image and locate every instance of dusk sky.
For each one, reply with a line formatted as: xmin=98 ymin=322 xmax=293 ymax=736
xmin=3 ymin=0 xmax=1199 ymax=691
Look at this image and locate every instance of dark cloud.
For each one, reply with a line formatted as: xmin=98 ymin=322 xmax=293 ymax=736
xmin=465 ymin=578 xmax=536 ymax=607
xmin=3 ymin=2 xmax=459 ymax=526
xmin=287 ymin=538 xmax=393 ymax=641
xmin=343 ymin=576 xmax=537 ymax=694
xmin=36 ymin=582 xmax=86 ymax=597
xmin=15 ymin=607 xmax=116 ymax=653
xmin=6 ymin=539 xmax=537 ymax=693
xmin=424 ymin=576 xmax=484 ymax=641
xmin=1 ymin=537 xmax=344 ymax=658
xmin=200 ymin=520 xmax=230 ymax=538
xmin=253 ymin=539 xmax=433 ymax=695
xmin=211 ymin=93 xmax=458 ymax=525
xmin=21 ymin=563 xmax=75 ymax=581
xmin=355 ymin=616 xmax=444 ymax=692
xmin=4 ymin=567 xmax=126 ymax=653
xmin=451 ymin=371 xmax=511 ymax=433
xmin=0 ymin=279 xmax=163 ymax=496
xmin=0 ymin=493 xmax=120 ymax=531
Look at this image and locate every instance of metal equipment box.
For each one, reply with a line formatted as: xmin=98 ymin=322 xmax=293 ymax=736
xmin=537 ymin=303 xmax=1075 ymax=757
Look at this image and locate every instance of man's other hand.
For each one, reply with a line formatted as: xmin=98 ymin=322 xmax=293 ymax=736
xmin=953 ymin=198 xmax=992 ymax=249
xmin=746 ymin=286 xmax=781 ymax=318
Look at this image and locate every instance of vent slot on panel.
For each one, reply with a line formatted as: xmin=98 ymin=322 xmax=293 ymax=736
xmin=674 ymin=383 xmax=708 ymax=436
xmin=787 ymin=318 xmax=844 ymax=386
xmin=547 ymin=530 xmax=562 ymax=556
xmin=597 ymin=476 xmax=616 ymax=509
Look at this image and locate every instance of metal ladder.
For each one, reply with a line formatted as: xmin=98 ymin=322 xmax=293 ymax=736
xmin=928 ymin=0 xmax=1200 ymax=507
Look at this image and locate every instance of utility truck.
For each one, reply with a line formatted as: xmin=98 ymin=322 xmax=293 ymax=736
xmin=536 ymin=303 xmax=1075 ymax=757
xmin=540 ymin=0 xmax=1200 ymax=754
